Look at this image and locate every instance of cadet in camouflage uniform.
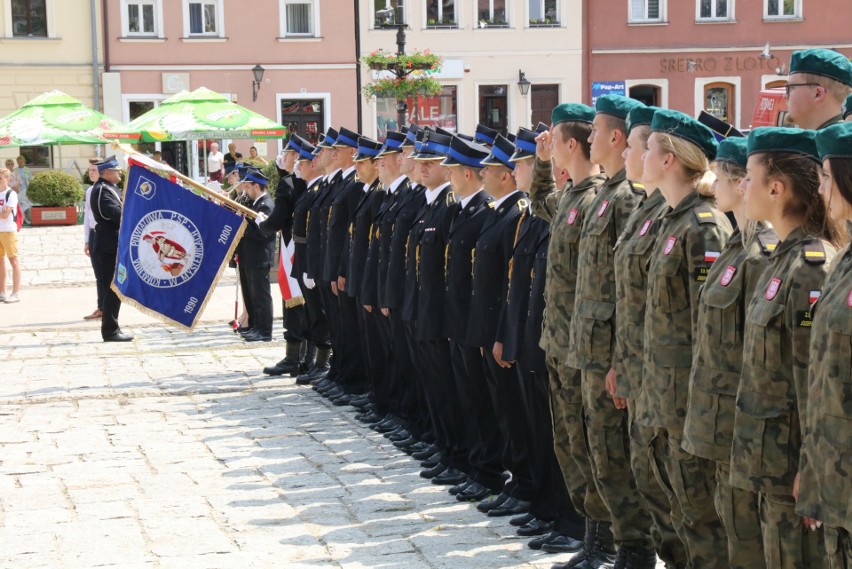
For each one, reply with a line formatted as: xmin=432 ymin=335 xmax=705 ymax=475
xmin=638 ymin=110 xmax=731 ymax=569
xmin=530 ymin=104 xmax=610 ymax=560
xmin=611 ymin=105 xmax=687 ymax=568
xmin=731 ymin=127 xmax=841 ymax=569
xmin=731 ymin=128 xmax=836 ymax=569
xmin=798 ymin=123 xmax=852 ymax=569
xmin=564 ymin=95 xmax=655 ymax=569
xmin=681 ymin=136 xmax=776 ymax=569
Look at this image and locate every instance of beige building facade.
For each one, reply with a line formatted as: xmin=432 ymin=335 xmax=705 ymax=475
xmin=0 ymin=0 xmax=103 ymax=171
xmin=359 ymin=0 xmax=583 ymax=139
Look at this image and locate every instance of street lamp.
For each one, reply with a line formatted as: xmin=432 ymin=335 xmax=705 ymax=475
xmin=517 ymin=70 xmax=531 ymax=97
xmin=252 ymin=64 xmax=265 ymax=102
xmin=378 ymin=6 xmax=409 ymax=129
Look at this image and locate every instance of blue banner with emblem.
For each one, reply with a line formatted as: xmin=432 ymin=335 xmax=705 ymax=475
xmin=113 ymin=162 xmax=247 ymax=330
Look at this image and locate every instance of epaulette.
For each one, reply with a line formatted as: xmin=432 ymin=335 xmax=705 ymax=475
xmin=757 ymin=228 xmax=779 ymax=256
xmin=693 ymin=204 xmax=716 ymax=224
xmin=517 ymin=197 xmax=530 ymax=211
xmin=802 ymin=239 xmax=827 ymax=265
xmin=488 ymin=202 xmax=496 ymax=209
xmin=446 ymin=193 xmax=457 ymax=206
xmin=629 ymin=181 xmax=645 ymax=194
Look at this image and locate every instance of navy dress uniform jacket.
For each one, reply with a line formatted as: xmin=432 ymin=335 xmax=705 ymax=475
xmin=383 ymin=183 xmax=424 ymax=311
xmin=260 ymin=170 xmax=304 ymax=245
xmin=90 ymin=179 xmax=123 ymax=255
xmin=415 ymin=186 xmax=456 ymax=341
xmin=466 ymin=191 xmax=527 ymax=348
xmin=238 ymin=193 xmax=276 ymax=269
xmin=323 ymin=169 xmax=359 ymax=283
xmin=305 ymin=176 xmax=332 ymax=280
xmin=442 ymin=190 xmax=493 ymax=340
xmin=345 ymin=180 xmax=382 ymax=299
xmin=292 ymin=176 xmax=321 ymax=278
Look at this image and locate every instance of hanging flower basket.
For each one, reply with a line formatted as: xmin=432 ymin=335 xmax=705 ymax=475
xmin=362 ymin=49 xmax=443 ymax=74
xmin=362 ymin=76 xmax=443 ymax=101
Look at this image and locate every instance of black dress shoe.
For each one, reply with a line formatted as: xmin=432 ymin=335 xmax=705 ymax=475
xmin=393 ymin=436 xmax=419 ymax=450
xmin=236 ymin=325 xmax=252 ymax=334
xmin=411 ymin=445 xmax=439 ymax=461
xmin=419 ymin=454 xmax=442 ymax=469
xmin=419 ymin=463 xmax=446 ymax=479
xmin=244 ymin=332 xmax=272 ymax=342
xmin=510 ymin=512 xmax=537 ymax=527
xmin=262 ymin=359 xmax=300 ymax=376
xmin=517 ymin=517 xmax=555 ymax=537
xmin=407 ymin=441 xmax=431 ymax=454
xmin=387 ymin=427 xmax=411 ymax=441
xmin=487 ymin=497 xmax=530 ymax=517
xmin=374 ymin=418 xmax=401 ymax=434
xmin=103 ymin=332 xmax=134 ymax=342
xmin=540 ymin=534 xmax=585 ymax=554
xmin=448 ymin=478 xmax=473 ymax=495
xmin=331 ymin=393 xmax=355 ymax=406
xmin=476 ymin=492 xmax=509 ymax=513
xmin=431 ymin=468 xmax=467 ymax=486
xmin=457 ymin=481 xmax=491 ymax=502
xmin=357 ymin=412 xmax=384 ymax=424
xmin=312 ymin=378 xmax=333 ymax=391
xmin=528 ymin=530 xmax=560 ymax=551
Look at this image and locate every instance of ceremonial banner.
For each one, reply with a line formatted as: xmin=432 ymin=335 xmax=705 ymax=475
xmin=113 ymin=162 xmax=247 ymax=330
xmin=277 ymin=236 xmax=304 ymax=308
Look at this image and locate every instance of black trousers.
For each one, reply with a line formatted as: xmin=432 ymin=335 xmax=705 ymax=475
xmin=387 ymin=312 xmax=414 ymax=420
xmin=302 ymin=285 xmax=330 ymax=348
xmin=403 ymin=320 xmax=432 ymax=440
xmin=243 ymin=267 xmax=273 ymax=337
xmin=451 ymin=340 xmax=505 ymax=492
xmin=319 ymin=283 xmax=342 ymax=377
xmin=362 ymin=305 xmax=392 ymax=414
xmin=282 ymin=304 xmax=306 ymax=343
xmin=88 ymin=233 xmax=104 ymax=310
xmin=483 ymin=349 xmax=536 ymax=501
xmin=417 ymin=339 xmax=468 ymax=470
xmin=95 ymin=249 xmax=121 ymax=338
xmin=336 ymin=291 xmax=367 ymax=389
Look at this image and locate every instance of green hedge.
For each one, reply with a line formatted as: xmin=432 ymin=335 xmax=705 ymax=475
xmin=27 ymin=170 xmax=85 ymax=207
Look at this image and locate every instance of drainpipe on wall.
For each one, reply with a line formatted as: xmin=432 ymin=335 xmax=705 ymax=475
xmin=354 ymin=0 xmax=363 ymax=132
xmin=582 ymin=0 xmax=590 ymax=104
xmin=101 ymin=0 xmax=110 ymax=74
xmin=90 ymin=0 xmax=100 ymax=111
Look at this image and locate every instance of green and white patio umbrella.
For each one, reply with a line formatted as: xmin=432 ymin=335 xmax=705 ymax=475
xmin=105 ymin=87 xmax=287 ymax=143
xmin=0 ymin=90 xmax=127 ymax=148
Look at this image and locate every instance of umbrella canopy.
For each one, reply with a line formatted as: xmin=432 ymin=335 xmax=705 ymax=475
xmin=0 ymin=90 xmax=127 ymax=148
xmin=105 ymin=87 xmax=287 ymax=143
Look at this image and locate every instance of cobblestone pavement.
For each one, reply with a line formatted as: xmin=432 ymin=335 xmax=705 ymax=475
xmin=0 ymin=227 xmax=663 ymax=568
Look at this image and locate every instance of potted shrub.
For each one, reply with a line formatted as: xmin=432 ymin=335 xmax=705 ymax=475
xmin=26 ymin=170 xmax=85 ymax=226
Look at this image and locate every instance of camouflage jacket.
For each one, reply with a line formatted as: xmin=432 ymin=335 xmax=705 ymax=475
xmin=797 ymin=239 xmax=852 ymax=528
xmin=681 ymin=224 xmax=777 ymax=461
xmin=638 ymin=191 xmax=732 ymax=431
xmin=730 ymin=227 xmax=835 ymax=495
xmin=612 ymin=189 xmax=669 ymax=398
xmin=528 ymin=156 xmax=605 ymax=356
xmin=566 ymin=168 xmax=642 ymax=371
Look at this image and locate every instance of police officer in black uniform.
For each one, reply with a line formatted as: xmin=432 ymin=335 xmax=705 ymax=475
xmin=237 ymin=168 xmax=275 ymax=342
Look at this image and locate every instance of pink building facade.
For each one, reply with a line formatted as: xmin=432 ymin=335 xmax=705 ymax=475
xmin=587 ymin=0 xmax=851 ymax=130
xmin=102 ymin=0 xmax=358 ymax=176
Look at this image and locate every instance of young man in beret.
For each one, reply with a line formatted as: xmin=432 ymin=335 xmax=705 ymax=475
xmin=785 ymin=48 xmax=852 ymax=130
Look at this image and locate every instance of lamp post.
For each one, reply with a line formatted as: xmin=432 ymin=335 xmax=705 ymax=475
xmin=377 ymin=6 xmax=409 ymax=130
xmin=252 ymin=64 xmax=265 ymax=102
xmin=517 ymin=70 xmax=531 ymax=97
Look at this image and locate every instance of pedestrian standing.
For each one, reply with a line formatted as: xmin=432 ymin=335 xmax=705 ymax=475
xmin=83 ymin=158 xmax=103 ymax=320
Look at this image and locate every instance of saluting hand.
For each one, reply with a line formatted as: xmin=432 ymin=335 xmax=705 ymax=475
xmin=535 ymin=129 xmax=554 ymax=162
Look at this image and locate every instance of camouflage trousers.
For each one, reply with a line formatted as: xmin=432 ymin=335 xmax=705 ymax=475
xmin=581 ymin=369 xmax=653 ymax=548
xmin=546 ymin=356 xmax=609 ymax=523
xmin=714 ymin=460 xmax=766 ymax=569
xmin=650 ymin=427 xmax=727 ymax=569
xmin=628 ymin=401 xmax=687 ymax=568
xmin=824 ymin=526 xmax=851 ymax=569
xmin=760 ymin=491 xmax=827 ymax=569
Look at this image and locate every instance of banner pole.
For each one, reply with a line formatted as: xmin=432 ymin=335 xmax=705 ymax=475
xmin=110 ymin=141 xmax=257 ymax=218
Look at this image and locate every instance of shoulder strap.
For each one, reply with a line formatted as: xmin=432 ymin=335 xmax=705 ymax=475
xmin=802 ymin=239 xmax=827 ymax=265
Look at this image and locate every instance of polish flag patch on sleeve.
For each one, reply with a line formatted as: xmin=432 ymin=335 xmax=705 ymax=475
xmin=704 ymin=251 xmax=720 ymax=263
xmin=809 ymin=290 xmax=821 ymax=305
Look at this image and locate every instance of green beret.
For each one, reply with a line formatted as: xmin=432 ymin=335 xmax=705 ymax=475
xmin=843 ymin=93 xmax=852 ymax=120
xmin=595 ymin=95 xmax=644 ymax=120
xmin=715 ymin=137 xmax=748 ymax=168
xmin=789 ymin=48 xmax=852 ymax=87
xmin=651 ymin=108 xmax=719 ymax=160
xmin=816 ymin=122 xmax=852 ymax=160
xmin=551 ymin=103 xmax=595 ymax=126
xmin=747 ymin=127 xmax=819 ymax=161
xmin=626 ymin=106 xmax=657 ymax=134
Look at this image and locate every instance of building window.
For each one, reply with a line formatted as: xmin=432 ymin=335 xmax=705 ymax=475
xmin=479 ymin=85 xmax=508 ymax=135
xmin=704 ymin=82 xmax=735 ymax=125
xmin=11 ymin=0 xmax=47 ymax=37
xmin=374 ymin=0 xmax=404 ymax=28
xmin=426 ymin=0 xmax=456 ymax=27
xmin=629 ymin=0 xmax=665 ymax=22
xmin=19 ymin=146 xmax=50 ymax=169
xmin=479 ymin=0 xmax=507 ymax=27
xmin=121 ymin=0 xmax=162 ymax=37
xmin=764 ymin=0 xmax=799 ymax=18
xmin=281 ymin=99 xmax=325 ymax=145
xmin=184 ymin=0 xmax=221 ymax=36
xmin=629 ymin=84 xmax=661 ymax=106
xmin=376 ymin=85 xmax=458 ymax=139
xmin=697 ymin=0 xmax=731 ymax=20
xmin=281 ymin=0 xmax=316 ymax=36
xmin=529 ymin=0 xmax=558 ymax=26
